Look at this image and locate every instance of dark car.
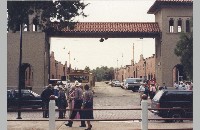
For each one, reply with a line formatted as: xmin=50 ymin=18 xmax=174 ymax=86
xmin=123 ymin=78 xmax=144 ymax=92
xmin=7 ymin=89 xmax=42 ymax=109
xmin=151 ymin=90 xmax=193 ymax=122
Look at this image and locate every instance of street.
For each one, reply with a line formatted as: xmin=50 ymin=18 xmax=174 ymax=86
xmin=7 ymin=82 xmax=156 ymax=120
xmin=7 ymin=82 xmax=193 ymax=130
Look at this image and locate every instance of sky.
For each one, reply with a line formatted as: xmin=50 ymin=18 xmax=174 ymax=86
xmin=50 ymin=0 xmax=156 ymax=70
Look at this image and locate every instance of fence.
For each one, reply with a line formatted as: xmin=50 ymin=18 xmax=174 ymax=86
xmin=7 ymin=99 xmax=192 ymax=130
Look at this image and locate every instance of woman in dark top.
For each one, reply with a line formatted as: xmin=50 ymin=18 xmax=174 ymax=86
xmin=82 ymin=84 xmax=93 ymax=130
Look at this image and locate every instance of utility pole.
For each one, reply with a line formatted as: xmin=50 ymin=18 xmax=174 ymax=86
xmin=117 ymin=59 xmax=118 ymax=80
xmin=144 ymin=60 xmax=147 ymax=81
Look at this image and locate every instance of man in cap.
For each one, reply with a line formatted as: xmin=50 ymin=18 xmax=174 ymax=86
xmin=41 ymin=84 xmax=54 ymax=118
xmin=65 ymin=80 xmax=86 ymax=127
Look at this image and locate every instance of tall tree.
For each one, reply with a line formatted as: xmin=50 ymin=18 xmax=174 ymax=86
xmin=7 ymin=1 xmax=88 ymax=32
xmin=174 ymin=19 xmax=193 ymax=80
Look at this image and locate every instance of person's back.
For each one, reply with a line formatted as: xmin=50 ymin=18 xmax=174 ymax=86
xmin=144 ymin=86 xmax=149 ymax=96
xmin=41 ymin=87 xmax=54 ymax=103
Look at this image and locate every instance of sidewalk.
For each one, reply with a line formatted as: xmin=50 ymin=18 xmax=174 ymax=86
xmin=7 ymin=120 xmax=193 ymax=130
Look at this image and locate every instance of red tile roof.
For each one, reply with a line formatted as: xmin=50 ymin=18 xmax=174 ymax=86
xmin=52 ymin=22 xmax=160 ymax=33
xmin=148 ymin=0 xmax=193 ymax=14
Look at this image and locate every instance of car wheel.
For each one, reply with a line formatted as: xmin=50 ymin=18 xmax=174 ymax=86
xmin=169 ymin=112 xmax=183 ymax=123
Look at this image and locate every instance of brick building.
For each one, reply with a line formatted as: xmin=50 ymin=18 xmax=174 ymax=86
xmin=115 ymin=52 xmax=155 ymax=83
xmin=50 ymin=51 xmax=68 ymax=80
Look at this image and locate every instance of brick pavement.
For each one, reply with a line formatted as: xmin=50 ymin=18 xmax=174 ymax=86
xmin=7 ymin=120 xmax=193 ymax=130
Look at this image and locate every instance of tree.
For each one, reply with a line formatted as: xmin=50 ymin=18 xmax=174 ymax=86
xmin=91 ymin=66 xmax=114 ymax=82
xmin=7 ymin=1 xmax=88 ymax=32
xmin=84 ymin=66 xmax=91 ymax=72
xmin=174 ymin=19 xmax=193 ymax=80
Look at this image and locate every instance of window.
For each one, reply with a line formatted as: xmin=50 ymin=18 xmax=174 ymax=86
xmin=186 ymin=19 xmax=190 ymax=32
xmin=169 ymin=19 xmax=174 ymax=33
xmin=178 ymin=19 xmax=182 ymax=32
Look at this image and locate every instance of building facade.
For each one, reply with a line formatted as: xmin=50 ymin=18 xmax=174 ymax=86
xmin=50 ymin=51 xmax=68 ymax=80
xmin=148 ymin=0 xmax=193 ymax=86
xmin=116 ymin=54 xmax=155 ymax=83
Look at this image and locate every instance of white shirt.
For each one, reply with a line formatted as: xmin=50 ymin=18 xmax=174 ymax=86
xmin=139 ymin=85 xmax=145 ymax=92
xmin=178 ymin=84 xmax=186 ymax=90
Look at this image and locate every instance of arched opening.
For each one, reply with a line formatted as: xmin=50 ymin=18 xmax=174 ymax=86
xmin=172 ymin=64 xmax=187 ymax=83
xmin=21 ymin=63 xmax=33 ymax=90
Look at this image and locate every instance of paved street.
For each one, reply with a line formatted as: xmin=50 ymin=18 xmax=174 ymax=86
xmin=8 ymin=82 xmax=153 ymax=120
xmin=7 ymin=82 xmax=193 ymax=130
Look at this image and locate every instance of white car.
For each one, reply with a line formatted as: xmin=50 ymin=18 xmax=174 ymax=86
xmin=114 ymin=81 xmax=121 ymax=87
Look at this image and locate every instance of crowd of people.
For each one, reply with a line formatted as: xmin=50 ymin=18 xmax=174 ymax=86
xmin=41 ymin=80 xmax=94 ymax=130
xmin=138 ymin=79 xmax=193 ymax=104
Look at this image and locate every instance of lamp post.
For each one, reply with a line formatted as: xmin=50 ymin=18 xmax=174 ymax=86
xmin=17 ymin=24 xmax=23 ymax=119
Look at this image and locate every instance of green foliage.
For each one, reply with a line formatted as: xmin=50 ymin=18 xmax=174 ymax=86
xmin=84 ymin=66 xmax=91 ymax=72
xmin=174 ymin=20 xmax=193 ymax=80
xmin=7 ymin=1 xmax=88 ymax=32
xmin=91 ymin=66 xmax=114 ymax=81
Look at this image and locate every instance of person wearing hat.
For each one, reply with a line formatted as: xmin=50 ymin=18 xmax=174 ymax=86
xmin=57 ymin=86 xmax=67 ymax=119
xmin=65 ymin=80 xmax=86 ymax=127
xmin=41 ymin=84 xmax=54 ymax=118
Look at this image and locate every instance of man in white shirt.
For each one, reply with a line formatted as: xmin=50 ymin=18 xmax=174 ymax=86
xmin=178 ymin=81 xmax=186 ymax=90
xmin=138 ymin=82 xmax=146 ymax=105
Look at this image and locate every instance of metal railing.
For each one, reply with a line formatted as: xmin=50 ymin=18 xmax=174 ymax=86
xmin=7 ymin=99 xmax=193 ymax=130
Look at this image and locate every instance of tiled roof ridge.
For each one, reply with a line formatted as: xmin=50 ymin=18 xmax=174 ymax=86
xmin=51 ymin=22 xmax=160 ymax=33
xmin=156 ymin=0 xmax=192 ymax=2
xmin=53 ymin=21 xmax=158 ymax=24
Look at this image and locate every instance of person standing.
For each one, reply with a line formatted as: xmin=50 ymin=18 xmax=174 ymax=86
xmin=149 ymin=84 xmax=157 ymax=100
xmin=138 ymin=82 xmax=146 ymax=105
xmin=178 ymin=81 xmax=186 ymax=90
xmin=82 ymin=84 xmax=94 ymax=130
xmin=174 ymin=81 xmax=179 ymax=89
xmin=159 ymin=83 xmax=167 ymax=90
xmin=41 ymin=84 xmax=54 ymax=118
xmin=57 ymin=86 xmax=67 ymax=119
xmin=65 ymin=80 xmax=86 ymax=127
xmin=144 ymin=83 xmax=149 ymax=98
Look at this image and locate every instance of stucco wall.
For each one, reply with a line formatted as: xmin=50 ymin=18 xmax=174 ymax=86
xmin=155 ymin=5 xmax=192 ymax=87
xmin=7 ymin=31 xmax=48 ymax=94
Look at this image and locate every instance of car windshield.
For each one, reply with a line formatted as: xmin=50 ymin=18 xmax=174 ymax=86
xmin=115 ymin=81 xmax=120 ymax=83
xmin=153 ymin=90 xmax=164 ymax=101
xmin=14 ymin=90 xmax=40 ymax=97
xmin=125 ymin=78 xmax=143 ymax=83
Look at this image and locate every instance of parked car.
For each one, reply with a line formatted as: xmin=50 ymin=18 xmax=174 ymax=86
xmin=123 ymin=78 xmax=144 ymax=92
xmin=151 ymin=90 xmax=193 ymax=122
xmin=114 ymin=81 xmax=121 ymax=87
xmin=7 ymin=89 xmax=43 ymax=109
xmin=111 ymin=79 xmax=118 ymax=87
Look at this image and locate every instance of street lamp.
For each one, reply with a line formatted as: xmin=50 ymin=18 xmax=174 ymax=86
xmin=17 ymin=24 xmax=23 ymax=119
